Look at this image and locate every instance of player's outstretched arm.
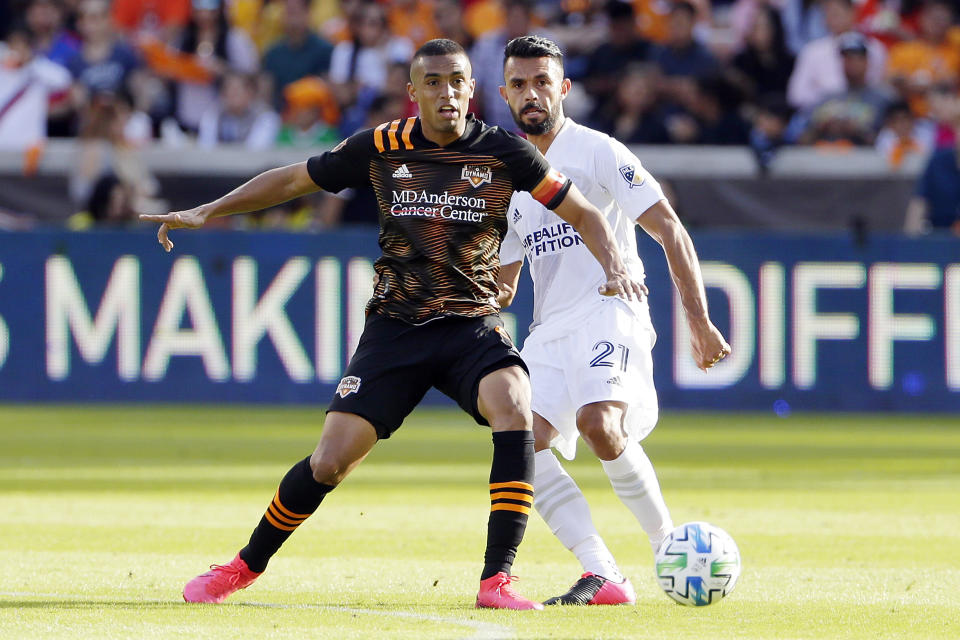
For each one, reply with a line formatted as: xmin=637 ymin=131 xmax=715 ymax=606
xmin=496 ymin=261 xmax=522 ymax=308
xmin=638 ymin=200 xmax=730 ymax=371
xmin=551 ymin=184 xmax=647 ymax=301
xmin=140 ymin=161 xmax=320 ymax=252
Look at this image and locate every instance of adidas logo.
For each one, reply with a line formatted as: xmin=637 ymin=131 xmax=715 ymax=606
xmin=392 ymin=164 xmax=413 ymax=178
xmin=512 ymin=208 xmax=522 ymax=223
xmin=605 ymin=376 xmax=622 ymax=386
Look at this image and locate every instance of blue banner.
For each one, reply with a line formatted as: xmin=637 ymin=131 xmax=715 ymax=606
xmin=0 ymin=229 xmax=957 ymax=411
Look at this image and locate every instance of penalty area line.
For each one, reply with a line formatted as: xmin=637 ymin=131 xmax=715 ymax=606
xmin=0 ymin=591 xmax=515 ymax=640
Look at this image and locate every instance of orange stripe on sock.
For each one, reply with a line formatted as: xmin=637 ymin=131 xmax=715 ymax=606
xmin=491 ymin=503 xmax=531 ymax=515
xmin=272 ymin=492 xmax=312 ymax=519
xmin=489 ymin=481 xmax=533 ymax=492
xmin=267 ymin=503 xmax=304 ymax=527
xmin=373 ymin=122 xmax=388 ymax=152
xmin=264 ymin=509 xmax=299 ymax=531
xmin=490 ymin=492 xmax=533 ymax=503
xmin=400 ymin=117 xmax=415 ymax=149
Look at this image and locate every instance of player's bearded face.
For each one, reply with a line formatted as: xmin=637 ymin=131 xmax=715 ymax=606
xmin=511 ymin=96 xmax=561 ymax=136
xmin=502 ymin=57 xmax=566 ymax=136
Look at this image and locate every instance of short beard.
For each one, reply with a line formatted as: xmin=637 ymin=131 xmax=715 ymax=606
xmin=512 ymin=104 xmax=558 ymax=135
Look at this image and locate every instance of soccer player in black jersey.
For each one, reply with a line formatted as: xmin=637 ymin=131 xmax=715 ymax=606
xmin=141 ymin=39 xmax=645 ymax=610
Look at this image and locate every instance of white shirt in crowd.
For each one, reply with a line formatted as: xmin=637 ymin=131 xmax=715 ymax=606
xmin=787 ymin=33 xmax=887 ymax=109
xmin=0 ymin=45 xmax=71 ymax=151
xmin=329 ymin=36 xmax=413 ymax=91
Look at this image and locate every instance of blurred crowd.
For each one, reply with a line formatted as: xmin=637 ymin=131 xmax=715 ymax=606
xmin=1 ymin=0 xmax=959 ymax=232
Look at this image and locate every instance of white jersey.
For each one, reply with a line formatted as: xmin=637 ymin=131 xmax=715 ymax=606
xmin=500 ymin=118 xmax=665 ymax=340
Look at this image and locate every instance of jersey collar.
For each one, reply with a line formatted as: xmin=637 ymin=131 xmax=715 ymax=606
xmin=411 ymin=113 xmax=480 ymax=149
xmin=542 ymin=117 xmax=574 ymax=160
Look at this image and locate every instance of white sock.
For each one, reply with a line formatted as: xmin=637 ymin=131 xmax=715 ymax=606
xmin=601 ymin=440 xmax=673 ymax=553
xmin=533 ymin=449 xmax=624 ymax=582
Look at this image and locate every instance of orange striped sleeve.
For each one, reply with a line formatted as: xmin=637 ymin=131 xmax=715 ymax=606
xmin=373 ymin=122 xmax=389 ymax=153
xmin=386 ymin=119 xmax=401 ymax=151
xmin=400 ymin=117 xmax=415 ymax=149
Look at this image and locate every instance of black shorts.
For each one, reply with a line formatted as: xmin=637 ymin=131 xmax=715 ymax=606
xmin=328 ymin=313 xmax=527 ymax=439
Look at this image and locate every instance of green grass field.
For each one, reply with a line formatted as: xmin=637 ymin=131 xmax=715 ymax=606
xmin=1 ymin=406 xmax=958 ymax=639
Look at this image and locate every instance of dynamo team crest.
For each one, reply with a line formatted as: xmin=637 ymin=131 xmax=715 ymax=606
xmin=461 ymin=164 xmax=492 ymax=188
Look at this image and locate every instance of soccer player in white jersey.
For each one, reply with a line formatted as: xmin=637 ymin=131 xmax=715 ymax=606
xmin=496 ymin=36 xmax=732 ymax=606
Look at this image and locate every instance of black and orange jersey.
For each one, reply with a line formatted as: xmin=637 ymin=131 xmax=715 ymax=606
xmin=307 ymin=114 xmax=571 ymax=324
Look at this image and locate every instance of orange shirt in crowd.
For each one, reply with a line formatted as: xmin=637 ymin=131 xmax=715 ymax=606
xmin=463 ymin=0 xmax=504 ymax=39
xmin=887 ymin=29 xmax=960 ymax=115
xmin=112 ymin=0 xmax=191 ymax=34
xmin=388 ymin=1 xmax=440 ymax=48
xmin=633 ymin=0 xmax=674 ymax=44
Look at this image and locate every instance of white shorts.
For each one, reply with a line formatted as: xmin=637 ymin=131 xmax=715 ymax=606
xmin=521 ymin=299 xmax=659 ymax=460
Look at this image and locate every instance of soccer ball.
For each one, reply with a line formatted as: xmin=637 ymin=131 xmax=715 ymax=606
xmin=654 ymin=521 xmax=741 ymax=606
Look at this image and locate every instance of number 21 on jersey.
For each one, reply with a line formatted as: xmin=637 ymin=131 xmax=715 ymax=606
xmin=590 ymin=340 xmax=629 ymax=371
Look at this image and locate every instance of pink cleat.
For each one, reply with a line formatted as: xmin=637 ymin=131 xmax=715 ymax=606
xmin=543 ymin=572 xmax=636 ymax=606
xmin=183 ymin=554 xmax=262 ymax=603
xmin=475 ymin=572 xmax=544 ymax=610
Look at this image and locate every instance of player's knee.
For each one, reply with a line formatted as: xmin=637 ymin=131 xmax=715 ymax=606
xmin=308 ymin=453 xmax=347 ymax=486
xmin=577 ymin=403 xmax=626 ymax=459
xmin=532 ymin=423 xmax=553 ymax=450
xmin=488 ymin=401 xmax=532 ymax=431
xmin=532 ymin=415 xmax=558 ymax=450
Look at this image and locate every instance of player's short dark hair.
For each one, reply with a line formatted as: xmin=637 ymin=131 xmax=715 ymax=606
xmin=503 ymin=35 xmax=564 ymax=69
xmin=413 ymin=38 xmax=467 ymax=61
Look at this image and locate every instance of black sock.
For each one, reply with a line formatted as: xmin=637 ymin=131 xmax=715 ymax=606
xmin=482 ymin=430 xmax=535 ymax=580
xmin=239 ymin=456 xmax=334 ymax=573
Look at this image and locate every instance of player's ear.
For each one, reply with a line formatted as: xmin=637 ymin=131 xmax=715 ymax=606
xmin=498 ymin=84 xmax=508 ymax=104
xmin=560 ymin=78 xmax=572 ymax=100
xmin=468 ymin=77 xmax=476 ymax=99
xmin=407 ymin=82 xmax=416 ymax=103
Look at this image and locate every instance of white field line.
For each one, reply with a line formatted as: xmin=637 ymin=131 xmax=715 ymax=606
xmin=0 ymin=591 xmax=515 ymax=640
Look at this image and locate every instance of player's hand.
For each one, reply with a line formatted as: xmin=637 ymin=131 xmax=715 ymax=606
xmin=690 ymin=319 xmax=731 ymax=371
xmin=139 ymin=207 xmax=208 ymax=253
xmin=496 ymin=281 xmax=516 ymax=308
xmin=598 ymin=275 xmax=648 ymax=302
